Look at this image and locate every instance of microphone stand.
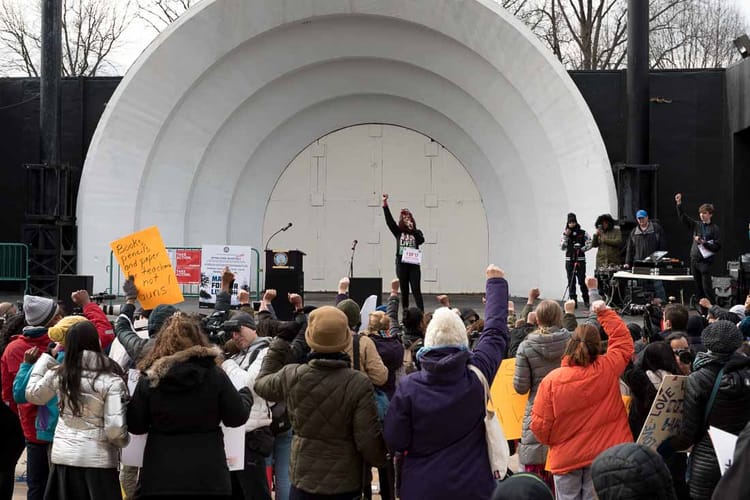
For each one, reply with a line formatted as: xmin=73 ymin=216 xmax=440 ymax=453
xmin=349 ymin=242 xmax=357 ymax=278
xmin=265 ymin=223 xmax=292 ymax=251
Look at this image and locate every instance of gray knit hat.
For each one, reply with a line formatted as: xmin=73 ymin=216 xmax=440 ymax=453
xmin=23 ymin=295 xmax=57 ymax=327
xmin=592 ymin=443 xmax=677 ymax=500
xmin=702 ymin=320 xmax=744 ymax=354
xmin=336 ymin=299 xmax=361 ymax=330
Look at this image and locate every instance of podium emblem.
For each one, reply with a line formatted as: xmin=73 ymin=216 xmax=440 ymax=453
xmin=273 ymin=252 xmax=289 ymax=267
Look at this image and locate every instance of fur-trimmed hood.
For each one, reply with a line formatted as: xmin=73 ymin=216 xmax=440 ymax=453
xmin=145 ymin=345 xmax=223 ymax=388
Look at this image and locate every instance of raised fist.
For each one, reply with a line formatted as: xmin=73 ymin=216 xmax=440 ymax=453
xmin=263 ymin=289 xmax=277 ymax=302
xmin=382 ymin=193 xmax=389 ymax=205
xmin=591 ymin=300 xmax=607 ymax=313
xmin=529 ymin=288 xmax=540 ymax=301
xmin=338 ymin=277 xmax=350 ymax=293
xmin=699 ymin=297 xmax=712 ymax=309
xmin=390 ymin=279 xmax=400 ymax=294
xmin=564 ymin=300 xmax=576 ymax=314
xmin=675 ymin=193 xmax=682 ymax=205
xmin=221 ymin=267 xmax=235 ymax=290
xmin=237 ymin=289 xmax=250 ymax=304
xmin=288 ymin=293 xmax=303 ymax=310
xmin=486 ymin=265 xmax=504 ymax=279
xmin=437 ymin=294 xmax=450 ymax=307
xmin=585 ymin=276 xmax=598 ymax=290
xmin=71 ymin=290 xmax=90 ymax=306
xmin=23 ymin=347 xmax=41 ymax=364
xmin=123 ymin=276 xmax=139 ymax=300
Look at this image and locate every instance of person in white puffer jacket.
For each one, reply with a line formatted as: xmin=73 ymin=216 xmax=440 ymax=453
xmin=220 ymin=311 xmax=275 ymax=500
xmin=24 ymin=320 xmax=128 ymax=500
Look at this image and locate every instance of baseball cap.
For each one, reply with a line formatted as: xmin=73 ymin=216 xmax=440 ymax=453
xmin=231 ymin=312 xmax=256 ymax=330
xmin=635 ymin=210 xmax=648 ymax=219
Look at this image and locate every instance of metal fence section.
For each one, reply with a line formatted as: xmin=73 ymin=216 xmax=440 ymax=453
xmin=107 ymin=247 xmax=262 ymax=301
xmin=0 ymin=243 xmax=30 ymax=293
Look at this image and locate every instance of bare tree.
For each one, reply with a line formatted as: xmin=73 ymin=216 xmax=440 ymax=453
xmin=0 ymin=0 xmax=133 ymax=77
xmin=137 ymin=0 xmax=196 ymax=32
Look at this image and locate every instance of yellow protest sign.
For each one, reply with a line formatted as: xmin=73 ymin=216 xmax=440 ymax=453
xmin=110 ymin=226 xmax=184 ymax=309
xmin=489 ymin=358 xmax=529 ymax=440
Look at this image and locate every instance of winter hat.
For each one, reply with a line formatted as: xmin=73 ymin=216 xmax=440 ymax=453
xmin=702 ymin=320 xmax=744 ymax=354
xmin=23 ymin=295 xmax=58 ymax=327
xmin=229 ymin=311 xmax=256 ymax=330
xmin=336 ymin=299 xmax=361 ymax=330
xmin=729 ymin=304 xmax=746 ymax=320
xmin=48 ymin=315 xmax=88 ymax=345
xmin=491 ymin=473 xmax=554 ymax=500
xmin=424 ymin=307 xmax=468 ymax=348
xmin=686 ymin=315 xmax=706 ymax=339
xmin=460 ymin=308 xmax=480 ymax=323
xmin=739 ymin=317 xmax=750 ymax=338
xmin=305 ymin=306 xmax=351 ymax=353
xmin=147 ymin=304 xmax=178 ymax=337
xmin=567 ymin=212 xmax=577 ymax=223
xmin=592 ymin=443 xmax=677 ymax=500
xmin=627 ymin=323 xmax=643 ymax=342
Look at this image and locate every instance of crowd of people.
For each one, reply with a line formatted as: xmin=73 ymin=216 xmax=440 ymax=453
xmin=0 ymin=209 xmax=749 ymax=500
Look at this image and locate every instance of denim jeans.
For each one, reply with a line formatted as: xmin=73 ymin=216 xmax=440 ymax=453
xmin=266 ymin=429 xmax=292 ymax=500
xmin=25 ymin=442 xmax=49 ymax=500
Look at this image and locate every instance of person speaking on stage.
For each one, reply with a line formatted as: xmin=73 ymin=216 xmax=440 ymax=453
xmin=382 ymin=193 xmax=425 ymax=311
xmin=675 ymin=193 xmax=721 ymax=303
xmin=561 ymin=213 xmax=592 ymax=308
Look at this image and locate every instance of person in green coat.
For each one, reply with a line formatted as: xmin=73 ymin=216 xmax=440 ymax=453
xmin=592 ymin=214 xmax=623 ymax=269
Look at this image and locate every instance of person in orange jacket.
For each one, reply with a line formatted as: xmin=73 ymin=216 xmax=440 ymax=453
xmin=530 ymin=291 xmax=634 ymax=500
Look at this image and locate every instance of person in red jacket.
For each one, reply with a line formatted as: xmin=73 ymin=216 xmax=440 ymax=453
xmin=531 ymin=292 xmax=634 ymax=500
xmin=1 ymin=295 xmax=63 ymax=500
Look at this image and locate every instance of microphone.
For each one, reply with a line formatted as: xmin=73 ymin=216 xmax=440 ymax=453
xmin=351 ymin=239 xmax=358 ymax=251
xmin=281 ymin=222 xmax=293 ymax=232
xmin=265 ymin=222 xmax=294 ymax=251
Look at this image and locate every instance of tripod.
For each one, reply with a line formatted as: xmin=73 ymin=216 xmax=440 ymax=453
xmin=561 ymin=246 xmax=585 ymax=303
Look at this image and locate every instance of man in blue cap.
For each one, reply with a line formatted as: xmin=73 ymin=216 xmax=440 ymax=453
xmin=625 ymin=209 xmax=667 ymax=301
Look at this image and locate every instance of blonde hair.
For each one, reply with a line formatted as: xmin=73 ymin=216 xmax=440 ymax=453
xmin=535 ymin=300 xmax=563 ymax=332
xmin=367 ymin=311 xmax=391 ymax=335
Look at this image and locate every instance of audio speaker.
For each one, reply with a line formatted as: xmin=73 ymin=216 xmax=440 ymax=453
xmin=57 ymin=274 xmax=94 ymax=314
xmin=349 ymin=277 xmax=383 ymax=309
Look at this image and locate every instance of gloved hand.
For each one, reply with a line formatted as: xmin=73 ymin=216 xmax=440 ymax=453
xmin=123 ymin=276 xmax=138 ymax=301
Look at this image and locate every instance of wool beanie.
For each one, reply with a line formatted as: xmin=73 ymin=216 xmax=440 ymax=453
xmin=305 ymin=306 xmax=351 ymax=353
xmin=729 ymin=304 xmax=746 ymax=320
xmin=48 ymin=315 xmax=88 ymax=345
xmin=336 ymin=299 xmax=361 ymax=330
xmin=567 ymin=212 xmax=577 ymax=223
xmin=147 ymin=304 xmax=178 ymax=337
xmin=592 ymin=443 xmax=677 ymax=500
xmin=23 ymin=295 xmax=57 ymax=327
xmin=702 ymin=320 xmax=744 ymax=354
xmin=424 ymin=307 xmax=468 ymax=348
xmin=460 ymin=308 xmax=480 ymax=323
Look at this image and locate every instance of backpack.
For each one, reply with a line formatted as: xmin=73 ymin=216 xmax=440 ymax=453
xmin=242 ymin=339 xmax=290 ymax=436
xmin=353 ymin=334 xmax=389 ymax=421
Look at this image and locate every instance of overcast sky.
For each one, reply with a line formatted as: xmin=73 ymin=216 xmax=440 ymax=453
xmin=111 ymin=0 xmax=750 ymax=74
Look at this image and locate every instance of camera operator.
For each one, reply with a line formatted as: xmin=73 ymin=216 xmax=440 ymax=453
xmin=560 ymin=213 xmax=592 ymax=308
xmin=666 ymin=332 xmax=693 ymax=375
xmin=592 ymin=214 xmax=623 ymax=268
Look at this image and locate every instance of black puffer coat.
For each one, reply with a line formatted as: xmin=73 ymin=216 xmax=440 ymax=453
xmin=669 ymin=354 xmax=750 ymax=500
xmin=592 ymin=442 xmax=676 ymax=500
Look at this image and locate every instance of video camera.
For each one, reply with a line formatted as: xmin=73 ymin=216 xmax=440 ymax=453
xmin=200 ymin=310 xmax=243 ymax=345
xmin=627 ymin=302 xmax=663 ymax=341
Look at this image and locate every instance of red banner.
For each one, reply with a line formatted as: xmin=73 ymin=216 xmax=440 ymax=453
xmin=175 ymin=249 xmax=201 ymax=284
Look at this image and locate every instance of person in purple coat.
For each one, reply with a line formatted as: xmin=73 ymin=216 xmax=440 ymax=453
xmin=384 ymin=265 xmax=509 ymax=500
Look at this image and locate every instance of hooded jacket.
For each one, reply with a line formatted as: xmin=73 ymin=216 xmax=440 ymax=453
xmin=513 ymin=326 xmax=571 ymax=465
xmin=531 ymin=309 xmax=634 ymax=474
xmin=254 ymin=340 xmax=387 ymax=495
xmin=24 ymin=352 xmax=129 ymax=468
xmin=1 ymin=327 xmax=53 ymax=443
xmin=592 ymin=216 xmax=623 ymax=268
xmin=384 ymin=277 xmax=509 ymax=500
xmin=127 ymin=345 xmax=252 ymax=497
xmin=666 ymin=353 xmax=750 ymax=500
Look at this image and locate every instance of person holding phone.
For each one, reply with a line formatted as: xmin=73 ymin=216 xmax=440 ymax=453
xmin=382 ymin=194 xmax=425 ymax=311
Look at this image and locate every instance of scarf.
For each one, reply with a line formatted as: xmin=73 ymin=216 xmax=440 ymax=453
xmin=693 ymin=350 xmax=733 ymax=371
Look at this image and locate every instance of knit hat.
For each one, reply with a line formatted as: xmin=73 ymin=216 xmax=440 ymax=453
xmin=702 ymin=320 xmax=744 ymax=354
xmin=23 ymin=295 xmax=58 ymax=327
xmin=424 ymin=307 xmax=468 ymax=348
xmin=460 ymin=308 xmax=480 ymax=323
xmin=230 ymin=311 xmax=256 ymax=330
xmin=48 ymin=315 xmax=88 ymax=345
xmin=592 ymin=443 xmax=676 ymax=500
xmin=147 ymin=304 xmax=178 ymax=337
xmin=305 ymin=306 xmax=351 ymax=353
xmin=337 ymin=299 xmax=361 ymax=330
xmin=567 ymin=212 xmax=577 ymax=223
xmin=729 ymin=305 xmax=746 ymax=320
xmin=491 ymin=473 xmax=554 ymax=500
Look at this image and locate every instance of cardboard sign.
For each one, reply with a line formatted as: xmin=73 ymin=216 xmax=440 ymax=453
xmin=401 ymin=248 xmax=422 ymax=265
xmin=110 ymin=226 xmax=184 ymax=309
xmin=489 ymin=358 xmax=529 ymax=440
xmin=637 ymin=375 xmax=688 ymax=451
xmin=199 ymin=245 xmax=253 ymax=307
xmin=122 ymin=369 xmax=245 ymax=471
xmin=175 ymin=249 xmax=201 ymax=284
xmin=709 ymin=426 xmax=739 ymax=475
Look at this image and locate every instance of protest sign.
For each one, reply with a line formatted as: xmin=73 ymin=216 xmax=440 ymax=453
xmin=199 ymin=245 xmax=253 ymax=307
xmin=709 ymin=426 xmax=739 ymax=475
xmin=489 ymin=358 xmax=529 ymax=440
xmin=121 ymin=369 xmax=245 ymax=471
xmin=110 ymin=226 xmax=183 ymax=309
xmin=637 ymin=375 xmax=687 ymax=451
xmin=175 ymin=249 xmax=201 ymax=284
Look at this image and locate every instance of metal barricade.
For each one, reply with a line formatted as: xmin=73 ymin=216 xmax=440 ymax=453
xmin=107 ymin=247 xmax=261 ymax=301
xmin=0 ymin=243 xmax=30 ymax=293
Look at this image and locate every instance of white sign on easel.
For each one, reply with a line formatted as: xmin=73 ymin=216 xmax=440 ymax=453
xmin=122 ymin=369 xmax=245 ymax=471
xmin=199 ymin=245 xmax=253 ymax=308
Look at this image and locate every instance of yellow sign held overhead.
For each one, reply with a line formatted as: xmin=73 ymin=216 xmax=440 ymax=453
xmin=489 ymin=358 xmax=529 ymax=441
xmin=110 ymin=226 xmax=184 ymax=309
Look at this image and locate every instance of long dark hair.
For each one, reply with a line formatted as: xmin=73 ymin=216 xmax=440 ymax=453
xmin=0 ymin=312 xmax=25 ymax=358
xmin=641 ymin=341 xmax=681 ymax=375
xmin=398 ymin=209 xmax=417 ymax=233
xmin=58 ymin=321 xmax=124 ymax=417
